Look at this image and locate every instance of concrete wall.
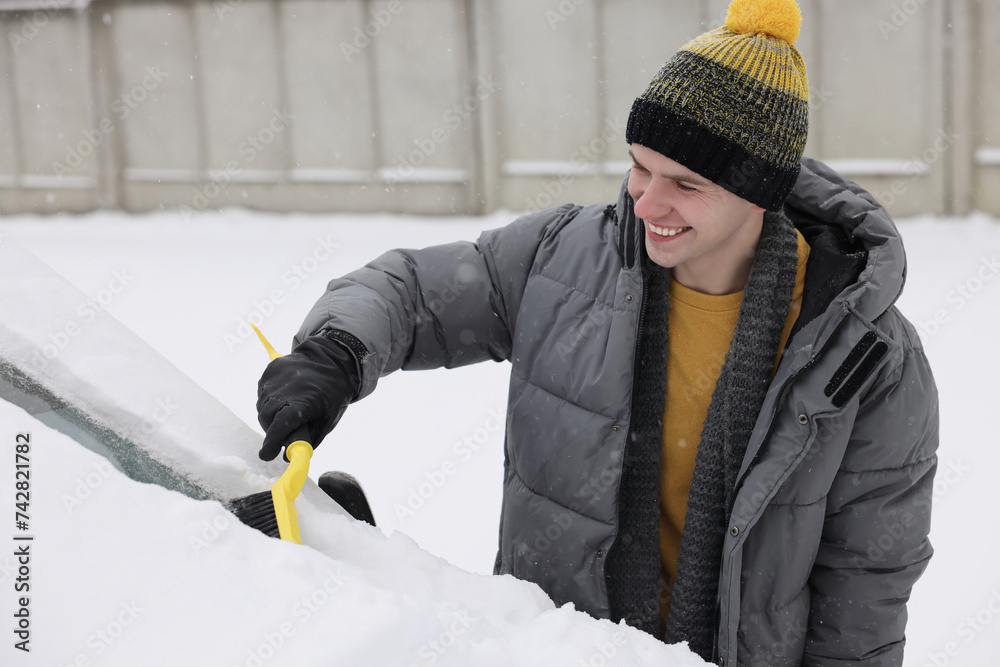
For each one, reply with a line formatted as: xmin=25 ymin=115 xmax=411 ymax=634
xmin=0 ymin=0 xmax=996 ymax=217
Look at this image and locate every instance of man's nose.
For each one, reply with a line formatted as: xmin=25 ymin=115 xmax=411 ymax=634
xmin=634 ymin=181 xmax=672 ymax=221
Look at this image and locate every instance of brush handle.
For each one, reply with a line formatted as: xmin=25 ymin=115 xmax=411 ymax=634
xmin=282 ymin=440 xmax=313 ymax=494
xmin=279 ymin=424 xmax=313 ymax=474
xmin=283 ymin=424 xmax=313 ymax=487
xmin=271 ymin=427 xmax=314 ymax=544
xmin=285 ymin=424 xmax=312 ymax=450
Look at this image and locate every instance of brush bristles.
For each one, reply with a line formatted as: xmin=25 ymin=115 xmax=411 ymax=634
xmin=229 ymin=491 xmax=280 ymax=538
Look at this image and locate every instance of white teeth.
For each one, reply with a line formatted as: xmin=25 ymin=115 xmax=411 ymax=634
xmin=649 ymin=223 xmax=690 ymax=237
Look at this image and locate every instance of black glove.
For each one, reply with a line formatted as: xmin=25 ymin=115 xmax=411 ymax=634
xmin=256 ymin=332 xmax=363 ymax=461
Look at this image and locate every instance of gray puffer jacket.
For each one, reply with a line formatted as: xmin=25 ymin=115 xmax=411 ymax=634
xmin=298 ymin=158 xmax=938 ymax=666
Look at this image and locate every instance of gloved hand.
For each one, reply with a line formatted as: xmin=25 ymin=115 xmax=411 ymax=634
xmin=256 ymin=332 xmax=362 ymax=461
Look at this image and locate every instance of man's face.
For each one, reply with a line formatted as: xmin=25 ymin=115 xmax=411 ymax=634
xmin=627 ymin=143 xmax=765 ymax=294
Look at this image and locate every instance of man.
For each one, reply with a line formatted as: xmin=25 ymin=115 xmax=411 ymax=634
xmin=255 ymin=0 xmax=939 ymax=664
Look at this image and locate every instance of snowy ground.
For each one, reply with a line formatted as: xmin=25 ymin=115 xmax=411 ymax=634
xmin=0 ymin=206 xmax=997 ymax=666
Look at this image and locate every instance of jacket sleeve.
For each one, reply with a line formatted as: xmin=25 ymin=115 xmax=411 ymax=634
xmin=294 ymin=204 xmax=580 ymax=400
xmin=803 ymin=333 xmax=939 ymax=666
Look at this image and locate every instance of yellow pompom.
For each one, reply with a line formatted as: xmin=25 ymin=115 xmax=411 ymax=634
xmin=725 ymin=0 xmax=802 ymax=45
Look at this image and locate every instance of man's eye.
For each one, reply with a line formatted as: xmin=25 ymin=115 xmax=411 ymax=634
xmin=676 ymin=182 xmax=697 ymax=193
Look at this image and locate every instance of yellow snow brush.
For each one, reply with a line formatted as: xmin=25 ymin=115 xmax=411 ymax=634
xmin=229 ymin=324 xmax=313 ymax=544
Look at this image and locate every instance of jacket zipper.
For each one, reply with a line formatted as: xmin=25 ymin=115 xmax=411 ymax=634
xmin=715 ymin=314 xmax=848 ymax=665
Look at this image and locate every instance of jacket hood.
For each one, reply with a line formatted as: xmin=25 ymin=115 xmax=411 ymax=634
xmin=613 ymin=157 xmax=907 ymax=330
xmin=785 ymin=157 xmax=906 ymax=326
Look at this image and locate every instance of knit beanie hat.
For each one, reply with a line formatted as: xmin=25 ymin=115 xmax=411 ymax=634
xmin=626 ymin=0 xmax=809 ymax=211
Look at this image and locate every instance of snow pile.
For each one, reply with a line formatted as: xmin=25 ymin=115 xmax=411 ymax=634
xmin=0 ymin=401 xmax=704 ymax=666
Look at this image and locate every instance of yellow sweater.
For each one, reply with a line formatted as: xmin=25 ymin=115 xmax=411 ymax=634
xmin=658 ymin=230 xmax=810 ymax=624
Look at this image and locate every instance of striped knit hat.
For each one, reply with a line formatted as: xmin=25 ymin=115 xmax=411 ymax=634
xmin=626 ymin=0 xmax=809 ymax=211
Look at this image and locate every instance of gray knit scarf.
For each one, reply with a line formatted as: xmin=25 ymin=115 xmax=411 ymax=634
xmin=605 ymin=209 xmax=799 ymax=664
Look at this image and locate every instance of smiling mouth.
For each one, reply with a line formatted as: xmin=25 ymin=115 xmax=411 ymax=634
xmin=647 ymin=222 xmax=692 ymax=238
